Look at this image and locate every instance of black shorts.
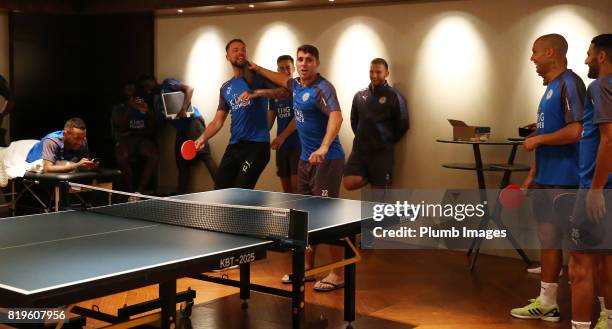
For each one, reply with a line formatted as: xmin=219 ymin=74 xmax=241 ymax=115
xmin=531 ymin=183 xmax=577 ymax=225
xmin=298 ymin=159 xmax=344 ymax=198
xmin=276 ymin=146 xmax=300 ymax=178
xmin=215 ymin=141 xmax=270 ymax=190
xmin=116 ymin=136 xmax=157 ymax=158
xmin=570 ymin=189 xmax=612 ymax=253
xmin=344 ymin=147 xmax=393 ymax=186
xmin=174 ymin=118 xmax=211 ymax=170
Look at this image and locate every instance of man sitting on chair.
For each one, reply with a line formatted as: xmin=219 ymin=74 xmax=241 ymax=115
xmin=26 ymin=117 xmax=98 ymax=173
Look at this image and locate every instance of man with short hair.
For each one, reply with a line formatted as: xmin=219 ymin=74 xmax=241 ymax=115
xmin=569 ymin=33 xmax=612 ymax=329
xmin=266 ymin=55 xmax=299 ymax=193
xmin=26 ymin=117 xmax=98 ymax=173
xmin=247 ymin=44 xmax=346 ymax=292
xmin=194 ymin=39 xmax=273 ymax=189
xmin=343 ymin=58 xmax=409 ymax=190
xmin=510 ymin=33 xmax=585 ymax=322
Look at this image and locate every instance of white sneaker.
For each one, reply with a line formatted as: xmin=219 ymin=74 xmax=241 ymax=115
xmin=526 ymin=266 xmax=563 ymax=276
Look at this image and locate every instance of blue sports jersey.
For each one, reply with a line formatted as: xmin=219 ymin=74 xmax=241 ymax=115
xmin=158 ymin=78 xmax=202 ymax=131
xmin=579 ymin=76 xmax=612 ymax=189
xmin=26 ymin=131 xmax=89 ymax=163
xmin=269 ymin=98 xmax=300 ymax=150
xmin=218 ymin=73 xmax=270 ymax=144
xmin=287 ymin=75 xmax=344 ymax=161
xmin=534 ymin=70 xmax=585 ymax=186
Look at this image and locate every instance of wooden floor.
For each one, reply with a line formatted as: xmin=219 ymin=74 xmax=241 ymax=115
xmin=3 ymin=249 xmax=577 ymax=328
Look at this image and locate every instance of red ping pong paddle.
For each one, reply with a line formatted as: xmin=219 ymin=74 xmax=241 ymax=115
xmin=499 ymin=184 xmax=527 ymax=209
xmin=181 ymin=140 xmax=197 ymax=160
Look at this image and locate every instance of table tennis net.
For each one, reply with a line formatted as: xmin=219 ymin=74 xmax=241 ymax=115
xmin=67 ymin=183 xmax=308 ymax=245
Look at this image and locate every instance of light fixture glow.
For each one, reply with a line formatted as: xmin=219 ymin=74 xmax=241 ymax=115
xmin=511 ymin=5 xmax=598 ymax=130
xmin=249 ymin=4 xmax=255 ymax=8
xmin=253 ymin=23 xmax=300 ymax=70
xmin=184 ymin=29 xmax=228 ymax=123
xmin=328 ymin=21 xmax=389 ymax=147
xmin=522 ymin=5 xmax=598 ymax=93
xmin=413 ymin=14 xmax=492 ymax=121
xmin=177 ymin=9 xmax=183 ymax=13
xmin=330 ymin=22 xmax=388 ymax=112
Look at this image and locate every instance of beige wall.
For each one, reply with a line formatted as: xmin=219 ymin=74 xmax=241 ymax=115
xmin=0 ymin=12 xmax=9 ymax=143
xmin=155 ymin=0 xmax=612 ymax=198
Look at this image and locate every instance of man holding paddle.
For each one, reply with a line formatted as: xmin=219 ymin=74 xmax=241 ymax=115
xmin=511 ymin=34 xmax=585 ymax=322
xmin=194 ymin=39 xmax=279 ymax=189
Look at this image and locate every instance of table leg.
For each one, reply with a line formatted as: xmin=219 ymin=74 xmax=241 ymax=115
xmin=11 ymin=179 xmax=15 ymax=216
xmin=500 ymin=145 xmax=519 ymax=187
xmin=291 ymin=246 xmax=306 ymax=329
xmin=159 ymin=280 xmax=177 ymax=329
xmin=472 ymin=144 xmax=487 ymax=189
xmin=108 ymin=183 xmax=112 ymax=205
xmin=344 ymin=236 xmax=356 ymax=328
xmin=240 ymin=263 xmax=250 ymax=309
xmin=469 ymin=144 xmax=531 ymax=269
xmin=54 ymin=186 xmax=59 ymax=212
xmin=467 ymin=144 xmax=489 ymax=263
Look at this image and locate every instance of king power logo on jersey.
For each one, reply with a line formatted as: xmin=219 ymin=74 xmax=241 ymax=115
xmin=537 ymin=112 xmax=545 ymax=129
xmin=294 ymin=108 xmax=305 ymax=123
xmin=277 ymin=106 xmax=292 ymax=119
xmin=228 ymin=96 xmax=251 ymax=112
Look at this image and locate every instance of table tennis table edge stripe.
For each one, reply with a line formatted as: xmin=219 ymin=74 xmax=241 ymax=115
xmin=220 ymin=188 xmax=375 ymax=233
xmin=70 ymin=183 xmax=293 ymax=214
xmin=1 ymin=188 xmax=373 ymax=295
xmin=225 ymin=187 xmax=359 ymax=202
xmin=0 ymin=240 xmax=272 ymax=296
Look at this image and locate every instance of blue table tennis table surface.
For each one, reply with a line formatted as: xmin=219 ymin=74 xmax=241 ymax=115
xmin=0 ymin=188 xmax=371 ymax=303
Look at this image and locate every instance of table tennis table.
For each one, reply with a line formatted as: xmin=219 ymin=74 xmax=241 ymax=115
xmin=0 ymin=188 xmax=373 ymax=329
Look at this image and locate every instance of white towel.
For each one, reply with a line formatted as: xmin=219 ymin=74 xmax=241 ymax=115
xmin=0 ymin=140 xmax=41 ymax=187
